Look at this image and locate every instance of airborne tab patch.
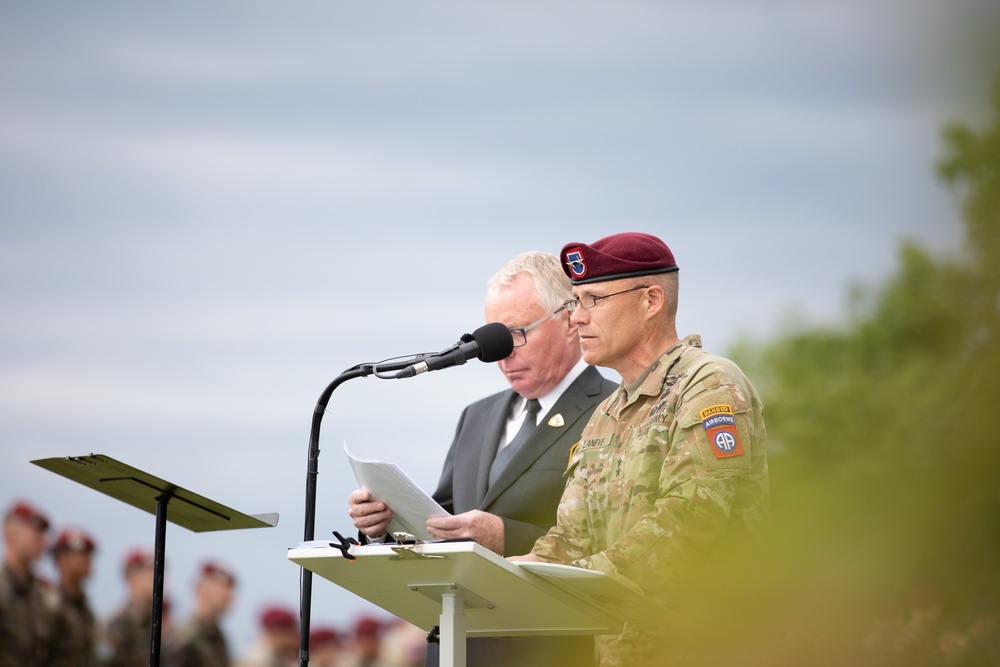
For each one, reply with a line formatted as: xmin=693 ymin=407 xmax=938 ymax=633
xmin=699 ymin=404 xmax=744 ymax=459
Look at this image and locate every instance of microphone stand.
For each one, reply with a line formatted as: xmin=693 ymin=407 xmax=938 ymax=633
xmin=298 ymin=357 xmax=419 ymax=667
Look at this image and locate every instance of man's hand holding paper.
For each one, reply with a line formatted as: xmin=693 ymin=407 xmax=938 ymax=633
xmin=347 ymin=487 xmax=393 ymax=539
xmin=345 ymin=445 xmax=451 ymax=542
xmin=426 ymin=510 xmax=504 ymax=553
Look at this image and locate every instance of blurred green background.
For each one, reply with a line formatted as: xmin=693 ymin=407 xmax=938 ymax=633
xmin=706 ymin=73 xmax=1000 ymax=667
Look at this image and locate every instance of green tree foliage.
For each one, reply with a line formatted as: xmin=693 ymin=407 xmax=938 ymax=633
xmin=721 ymin=77 xmax=1000 ymax=665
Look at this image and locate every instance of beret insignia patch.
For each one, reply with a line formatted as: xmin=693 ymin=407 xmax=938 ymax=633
xmin=564 ymin=248 xmax=587 ymax=279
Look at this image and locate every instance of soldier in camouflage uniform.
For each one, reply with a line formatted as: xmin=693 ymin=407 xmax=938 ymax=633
xmin=46 ymin=528 xmax=99 ymax=667
xmin=514 ymin=233 xmax=769 ymax=667
xmin=235 ymin=606 xmax=298 ymax=667
xmin=0 ymin=500 xmax=52 ymax=667
xmin=102 ymin=549 xmax=156 ymax=667
xmin=163 ymin=561 xmax=235 ymax=667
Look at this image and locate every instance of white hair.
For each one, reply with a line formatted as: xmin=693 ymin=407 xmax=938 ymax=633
xmin=487 ymin=251 xmax=572 ymax=312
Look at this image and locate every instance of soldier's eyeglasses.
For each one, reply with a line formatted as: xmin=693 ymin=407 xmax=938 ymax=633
xmin=563 ymin=285 xmax=650 ymax=312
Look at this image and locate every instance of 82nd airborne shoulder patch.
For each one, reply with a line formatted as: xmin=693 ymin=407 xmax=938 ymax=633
xmin=700 ymin=404 xmax=744 ymax=459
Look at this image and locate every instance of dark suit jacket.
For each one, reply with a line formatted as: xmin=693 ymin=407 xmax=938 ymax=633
xmin=425 ymin=365 xmax=617 ymax=667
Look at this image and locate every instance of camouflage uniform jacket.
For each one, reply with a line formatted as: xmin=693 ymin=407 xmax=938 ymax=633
xmin=531 ymin=335 xmax=769 ymax=666
xmin=0 ymin=565 xmax=51 ymax=667
xmin=102 ymin=601 xmax=152 ymax=667
xmin=45 ymin=585 xmax=98 ymax=667
xmin=0 ymin=563 xmax=52 ymax=667
xmin=163 ymin=614 xmax=229 ymax=667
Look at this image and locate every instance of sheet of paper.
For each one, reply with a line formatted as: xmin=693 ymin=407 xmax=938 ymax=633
xmin=345 ymin=443 xmax=450 ymax=541
xmin=514 ymin=561 xmax=667 ymax=621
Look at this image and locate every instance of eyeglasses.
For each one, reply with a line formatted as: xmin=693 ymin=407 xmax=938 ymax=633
xmin=563 ymin=285 xmax=649 ymax=312
xmin=508 ymin=307 xmax=566 ymax=347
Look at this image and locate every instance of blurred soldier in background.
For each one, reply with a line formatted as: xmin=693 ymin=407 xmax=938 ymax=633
xmin=0 ymin=500 xmax=51 ymax=667
xmin=341 ymin=616 xmax=383 ymax=667
xmin=235 ymin=605 xmax=298 ymax=667
xmin=102 ymin=548 xmax=157 ymax=667
xmin=164 ymin=561 xmax=236 ymax=667
xmin=378 ymin=620 xmax=426 ymax=667
xmin=46 ymin=527 xmax=98 ymax=667
xmin=307 ymin=627 xmax=342 ymax=667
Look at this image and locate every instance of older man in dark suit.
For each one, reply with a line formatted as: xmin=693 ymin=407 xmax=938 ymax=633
xmin=349 ymin=251 xmax=616 ymax=667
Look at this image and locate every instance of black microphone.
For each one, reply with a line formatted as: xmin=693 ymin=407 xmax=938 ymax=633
xmin=395 ymin=322 xmax=513 ymax=379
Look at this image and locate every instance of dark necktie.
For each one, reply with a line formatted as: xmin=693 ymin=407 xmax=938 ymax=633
xmin=489 ymin=398 xmax=542 ymax=487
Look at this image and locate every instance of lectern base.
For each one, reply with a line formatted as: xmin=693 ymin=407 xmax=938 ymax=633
xmin=440 ymin=593 xmax=466 ymax=667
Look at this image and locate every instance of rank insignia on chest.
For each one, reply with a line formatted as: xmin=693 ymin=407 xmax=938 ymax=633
xmin=700 ymin=404 xmax=744 ymax=459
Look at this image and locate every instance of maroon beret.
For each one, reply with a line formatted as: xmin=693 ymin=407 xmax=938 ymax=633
xmin=309 ymin=627 xmax=340 ymax=647
xmin=52 ymin=528 xmax=96 ymax=554
xmin=5 ymin=501 xmax=50 ymax=532
xmin=560 ymin=232 xmax=678 ymax=285
xmin=123 ymin=548 xmax=155 ymax=575
xmin=354 ymin=615 xmax=382 ymax=639
xmin=201 ymin=561 xmax=236 ymax=586
xmin=261 ymin=606 xmax=297 ymax=631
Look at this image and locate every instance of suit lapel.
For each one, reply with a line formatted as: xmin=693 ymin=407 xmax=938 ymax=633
xmin=481 ymin=367 xmax=604 ymax=508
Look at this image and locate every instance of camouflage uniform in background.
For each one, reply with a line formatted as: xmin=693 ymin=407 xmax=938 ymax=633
xmin=45 ymin=585 xmax=98 ymax=667
xmin=163 ymin=615 xmax=230 ymax=667
xmin=0 ymin=563 xmax=51 ymax=667
xmin=532 ymin=335 xmax=769 ymax=667
xmin=102 ymin=601 xmax=152 ymax=667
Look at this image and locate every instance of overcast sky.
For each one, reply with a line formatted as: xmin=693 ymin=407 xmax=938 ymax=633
xmin=1 ymin=0 xmax=996 ymax=655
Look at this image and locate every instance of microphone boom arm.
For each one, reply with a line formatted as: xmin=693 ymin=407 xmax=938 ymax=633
xmin=297 ymin=325 xmax=512 ymax=665
xmin=297 ymin=355 xmax=422 ymax=667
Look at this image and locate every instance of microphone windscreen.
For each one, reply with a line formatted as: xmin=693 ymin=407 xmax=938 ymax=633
xmin=472 ymin=322 xmax=514 ymax=362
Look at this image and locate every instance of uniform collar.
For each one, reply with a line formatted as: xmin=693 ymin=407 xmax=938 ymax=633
xmin=611 ymin=334 xmax=702 ymax=412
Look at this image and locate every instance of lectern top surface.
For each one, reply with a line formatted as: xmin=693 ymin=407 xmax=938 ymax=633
xmin=289 ymin=540 xmax=631 ymax=637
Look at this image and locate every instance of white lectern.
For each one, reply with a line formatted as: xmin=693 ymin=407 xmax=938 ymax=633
xmin=289 ymin=540 xmax=639 ymax=667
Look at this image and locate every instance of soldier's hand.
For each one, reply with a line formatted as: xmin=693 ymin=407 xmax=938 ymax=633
xmin=507 ymin=553 xmax=542 ymax=563
xmin=347 ymin=487 xmax=393 ymax=539
xmin=426 ymin=510 xmax=504 ymax=554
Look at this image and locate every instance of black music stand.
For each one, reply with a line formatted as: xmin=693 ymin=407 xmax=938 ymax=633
xmin=32 ymin=453 xmax=278 ymax=667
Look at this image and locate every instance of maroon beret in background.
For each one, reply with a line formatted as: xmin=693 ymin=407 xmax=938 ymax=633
xmin=261 ymin=605 xmax=298 ymax=631
xmin=560 ymin=232 xmax=678 ymax=285
xmin=310 ymin=627 xmax=340 ymax=648
xmin=354 ymin=615 xmax=382 ymax=639
xmin=123 ymin=548 xmax=155 ymax=575
xmin=201 ymin=560 xmax=236 ymax=586
xmin=51 ymin=527 xmax=96 ymax=554
xmin=5 ymin=500 xmax=50 ymax=532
